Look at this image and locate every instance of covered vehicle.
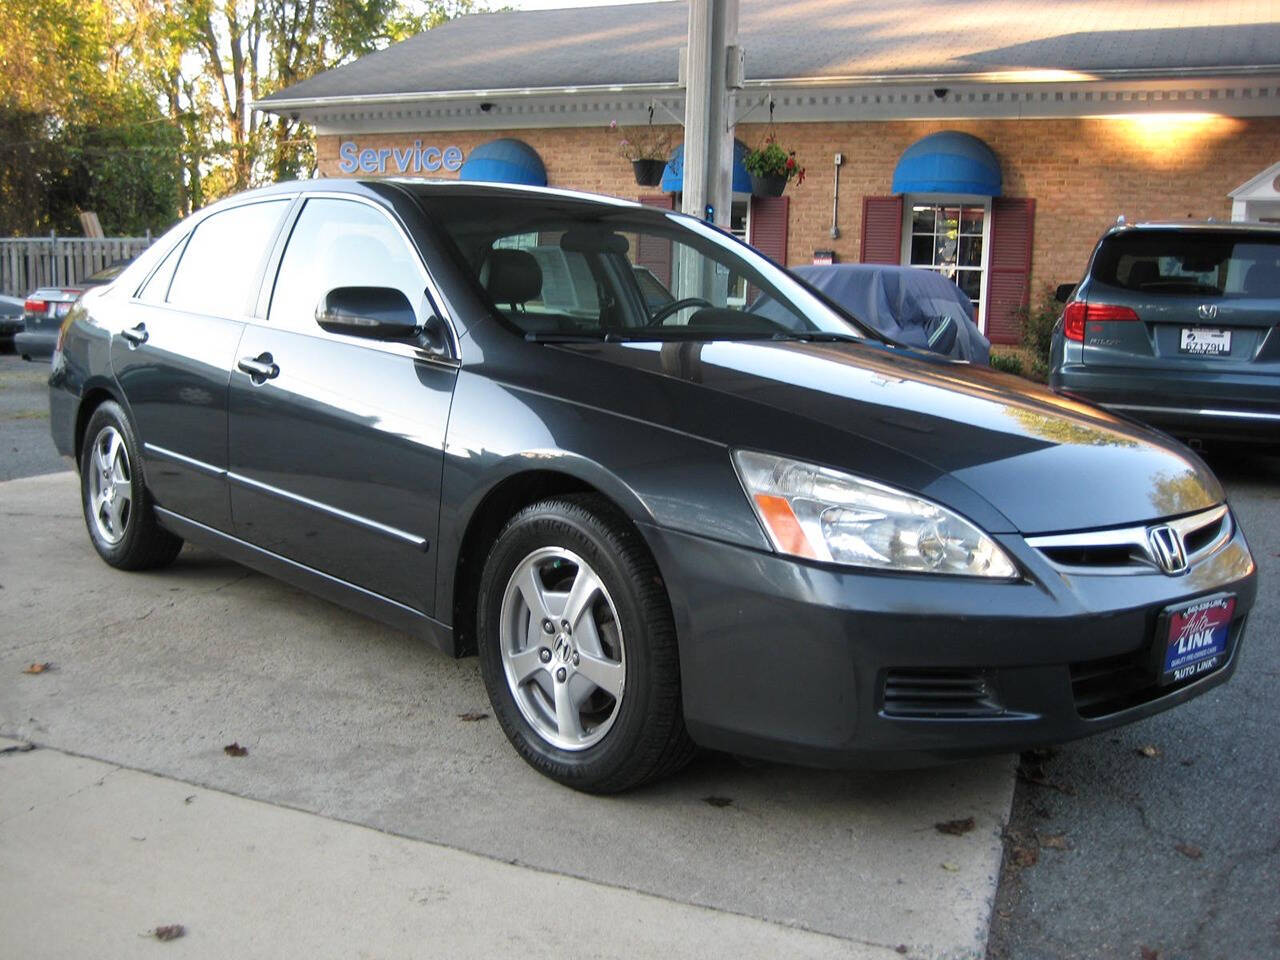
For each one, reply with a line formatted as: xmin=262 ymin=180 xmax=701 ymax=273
xmin=1049 ymin=222 xmax=1280 ymax=443
xmin=760 ymin=263 xmax=991 ymax=364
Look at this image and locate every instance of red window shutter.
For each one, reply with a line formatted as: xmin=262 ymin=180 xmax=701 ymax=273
xmin=860 ymin=196 xmax=904 ymax=264
xmin=636 ymin=195 xmax=675 ymax=288
xmin=748 ymin=196 xmax=789 ymax=265
xmin=986 ymin=198 xmax=1036 ymax=346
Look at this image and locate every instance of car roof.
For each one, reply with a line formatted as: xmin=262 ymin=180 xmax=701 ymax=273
xmin=1103 ymin=220 xmax=1280 ymax=238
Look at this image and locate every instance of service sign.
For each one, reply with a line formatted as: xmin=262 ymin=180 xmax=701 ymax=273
xmin=338 ymin=140 xmax=465 ymax=175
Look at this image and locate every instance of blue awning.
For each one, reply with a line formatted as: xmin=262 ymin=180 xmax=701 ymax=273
xmin=459 ymin=138 xmax=547 ymax=186
xmin=660 ymin=139 xmax=753 ymax=194
xmin=891 ymin=131 xmax=1002 ymax=196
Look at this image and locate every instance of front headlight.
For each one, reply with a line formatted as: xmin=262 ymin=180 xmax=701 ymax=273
xmin=732 ymin=450 xmax=1018 ymax=578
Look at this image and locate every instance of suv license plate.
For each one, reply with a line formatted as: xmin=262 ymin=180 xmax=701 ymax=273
xmin=1159 ymin=594 xmax=1235 ymax=686
xmin=1180 ymin=327 xmax=1231 ymax=355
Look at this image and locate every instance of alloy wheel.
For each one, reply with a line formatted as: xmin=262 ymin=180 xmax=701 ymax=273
xmin=88 ymin=425 xmax=132 ymax=545
xmin=499 ymin=547 xmax=626 ymax=751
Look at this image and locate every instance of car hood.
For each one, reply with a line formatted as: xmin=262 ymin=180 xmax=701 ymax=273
xmin=559 ymin=338 xmax=1223 ymax=535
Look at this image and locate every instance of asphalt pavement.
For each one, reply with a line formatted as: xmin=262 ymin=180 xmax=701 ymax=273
xmin=0 ymin=351 xmax=69 ymax=480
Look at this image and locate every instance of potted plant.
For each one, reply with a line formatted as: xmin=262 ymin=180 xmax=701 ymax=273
xmin=611 ymin=117 xmax=673 ymax=187
xmin=742 ymin=135 xmax=805 ymax=197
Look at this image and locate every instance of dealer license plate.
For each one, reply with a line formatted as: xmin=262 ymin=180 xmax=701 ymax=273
xmin=1160 ymin=594 xmax=1235 ymax=686
xmin=1180 ymin=327 xmax=1231 ymax=355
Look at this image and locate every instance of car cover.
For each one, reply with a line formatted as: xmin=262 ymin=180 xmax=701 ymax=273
xmin=781 ymin=264 xmax=991 ymax=365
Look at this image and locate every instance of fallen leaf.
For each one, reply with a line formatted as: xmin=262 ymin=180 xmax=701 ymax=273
xmin=1140 ymin=947 xmax=1159 ymax=960
xmin=22 ymin=662 xmax=52 ymax=675
xmin=1017 ymin=761 xmax=1075 ymax=795
xmin=183 ymin=795 xmax=196 ymax=805
xmin=1174 ymin=842 xmax=1203 ymax=860
xmin=1137 ymin=744 xmax=1161 ymax=758
xmin=222 ymin=743 xmax=248 ymax=757
xmin=940 ymin=861 xmax=959 ymax=872
xmin=1012 ymin=844 xmax=1039 ymax=868
xmin=152 ymin=924 xmax=185 ymax=941
xmin=457 ymin=711 xmax=489 ymax=722
xmin=702 ymin=796 xmax=733 ymax=808
xmin=1039 ymin=833 xmax=1070 ymax=850
xmin=936 ymin=816 xmax=976 ymax=836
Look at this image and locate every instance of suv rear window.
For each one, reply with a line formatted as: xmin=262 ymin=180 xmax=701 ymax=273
xmin=1092 ymin=230 xmax=1280 ymax=298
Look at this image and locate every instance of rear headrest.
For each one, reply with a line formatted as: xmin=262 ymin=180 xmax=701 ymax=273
xmin=1125 ymin=260 xmax=1160 ymax=288
xmin=1243 ymin=261 xmax=1280 ymax=298
xmin=482 ymin=249 xmax=542 ymax=305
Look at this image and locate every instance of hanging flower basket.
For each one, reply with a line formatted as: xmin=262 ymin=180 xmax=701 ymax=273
xmin=743 ymin=134 xmax=805 ymax=197
xmin=632 ymin=158 xmax=666 ymax=187
xmin=749 ymin=172 xmax=788 ymax=198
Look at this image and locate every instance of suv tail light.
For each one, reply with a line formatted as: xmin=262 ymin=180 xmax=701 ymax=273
xmin=24 ymin=298 xmax=48 ymax=314
xmin=1063 ymin=302 xmax=1140 ymax=341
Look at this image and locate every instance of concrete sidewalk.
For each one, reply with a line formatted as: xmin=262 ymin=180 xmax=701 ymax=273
xmin=0 ymin=738 xmax=884 ymax=959
xmin=0 ymin=473 xmax=1016 ymax=958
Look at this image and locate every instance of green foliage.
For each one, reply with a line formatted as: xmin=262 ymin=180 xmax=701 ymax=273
xmin=742 ymin=135 xmax=805 ymax=184
xmin=0 ymin=0 xmax=479 ymax=235
xmin=989 ymin=352 xmax=1025 ymax=377
xmin=1016 ymin=284 xmax=1064 ymax=382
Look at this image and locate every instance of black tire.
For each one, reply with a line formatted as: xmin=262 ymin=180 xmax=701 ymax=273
xmin=79 ymin=400 xmax=183 ymax=570
xmin=477 ymin=494 xmax=695 ymax=793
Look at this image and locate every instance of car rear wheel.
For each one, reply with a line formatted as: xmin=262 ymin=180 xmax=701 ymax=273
xmin=80 ymin=401 xmax=183 ymax=570
xmin=477 ymin=494 xmax=694 ymax=792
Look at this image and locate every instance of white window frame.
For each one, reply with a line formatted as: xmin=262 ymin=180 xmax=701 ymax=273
xmin=899 ymin=194 xmax=993 ymax=334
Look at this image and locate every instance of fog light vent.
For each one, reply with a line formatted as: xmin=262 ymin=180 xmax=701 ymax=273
xmin=881 ymin=669 xmax=1004 ymax=719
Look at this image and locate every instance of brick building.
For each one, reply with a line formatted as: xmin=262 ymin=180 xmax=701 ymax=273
xmin=257 ymin=0 xmax=1280 ymax=344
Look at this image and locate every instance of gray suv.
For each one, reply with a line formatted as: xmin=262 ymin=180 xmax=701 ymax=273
xmin=1050 ymin=222 xmax=1280 ymax=444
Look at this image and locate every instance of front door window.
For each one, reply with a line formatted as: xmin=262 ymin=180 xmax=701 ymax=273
xmin=907 ymin=202 xmax=986 ymax=321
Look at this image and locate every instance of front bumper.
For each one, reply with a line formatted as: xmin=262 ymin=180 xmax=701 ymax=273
xmin=641 ymin=516 xmax=1256 ymax=768
xmin=1051 ymin=363 xmax=1280 ymax=443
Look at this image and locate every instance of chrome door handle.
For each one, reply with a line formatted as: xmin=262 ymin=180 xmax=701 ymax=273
xmin=237 ymin=353 xmax=280 ymax=383
xmin=121 ymin=323 xmax=148 ymax=347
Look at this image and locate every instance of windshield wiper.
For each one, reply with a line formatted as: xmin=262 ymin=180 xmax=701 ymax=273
xmin=525 ymin=331 xmax=622 ymax=343
xmin=770 ymin=331 xmax=863 ymax=343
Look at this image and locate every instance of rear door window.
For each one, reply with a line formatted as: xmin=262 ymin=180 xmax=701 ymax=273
xmin=166 ymin=199 xmax=289 ymax=318
xmin=1093 ymin=231 xmax=1280 ymax=298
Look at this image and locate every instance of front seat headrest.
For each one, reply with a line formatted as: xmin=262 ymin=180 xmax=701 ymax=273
xmin=482 ymin=249 xmax=542 ymax=306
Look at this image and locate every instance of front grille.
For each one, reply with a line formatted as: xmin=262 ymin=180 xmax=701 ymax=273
xmin=881 ymin=669 xmax=1004 ymax=719
xmin=1026 ymin=504 xmax=1232 ymax=575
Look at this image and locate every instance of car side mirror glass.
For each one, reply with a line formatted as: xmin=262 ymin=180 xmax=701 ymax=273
xmin=316 ymin=286 xmax=420 ymax=342
xmin=1055 ymin=283 xmax=1077 ymax=303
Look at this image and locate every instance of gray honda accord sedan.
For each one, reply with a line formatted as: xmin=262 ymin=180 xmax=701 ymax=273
xmin=49 ymin=179 xmax=1257 ymax=792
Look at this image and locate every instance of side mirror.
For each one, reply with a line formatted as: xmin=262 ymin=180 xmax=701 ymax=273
xmin=1055 ymin=283 xmax=1077 ymax=304
xmin=316 ymin=286 xmax=420 ymax=341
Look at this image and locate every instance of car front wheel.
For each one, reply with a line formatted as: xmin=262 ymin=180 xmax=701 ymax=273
xmin=477 ymin=495 xmax=694 ymax=792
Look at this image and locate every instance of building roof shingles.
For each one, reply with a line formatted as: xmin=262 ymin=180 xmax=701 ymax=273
xmin=262 ymin=0 xmax=1280 ymax=104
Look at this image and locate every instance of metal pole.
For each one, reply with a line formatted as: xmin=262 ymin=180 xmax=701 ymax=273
xmin=679 ymin=0 xmax=738 ymax=302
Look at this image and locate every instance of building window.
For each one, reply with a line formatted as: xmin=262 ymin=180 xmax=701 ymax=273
xmin=904 ymin=200 xmax=989 ymax=323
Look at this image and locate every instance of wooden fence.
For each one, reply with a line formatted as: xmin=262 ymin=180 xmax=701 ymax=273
xmin=0 ymin=235 xmax=154 ymax=297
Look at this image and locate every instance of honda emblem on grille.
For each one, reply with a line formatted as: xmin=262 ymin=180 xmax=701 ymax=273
xmin=1197 ymin=303 xmax=1218 ymax=320
xmin=1148 ymin=525 xmax=1188 ymax=575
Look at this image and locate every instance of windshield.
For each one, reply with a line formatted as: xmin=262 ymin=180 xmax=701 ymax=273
xmin=1093 ymin=230 xmax=1280 ymax=298
xmin=416 ymin=192 xmax=864 ymax=341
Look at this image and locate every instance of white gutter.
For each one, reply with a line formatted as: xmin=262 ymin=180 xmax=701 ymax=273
xmin=252 ymin=63 xmax=1280 ymax=113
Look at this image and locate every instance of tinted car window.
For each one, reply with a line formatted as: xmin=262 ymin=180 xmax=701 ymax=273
xmin=167 ymin=200 xmax=289 ymax=318
xmin=1093 ymin=231 xmax=1280 ymax=298
xmin=418 ymin=193 xmax=857 ymax=340
xmin=269 ymin=197 xmax=427 ymax=333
